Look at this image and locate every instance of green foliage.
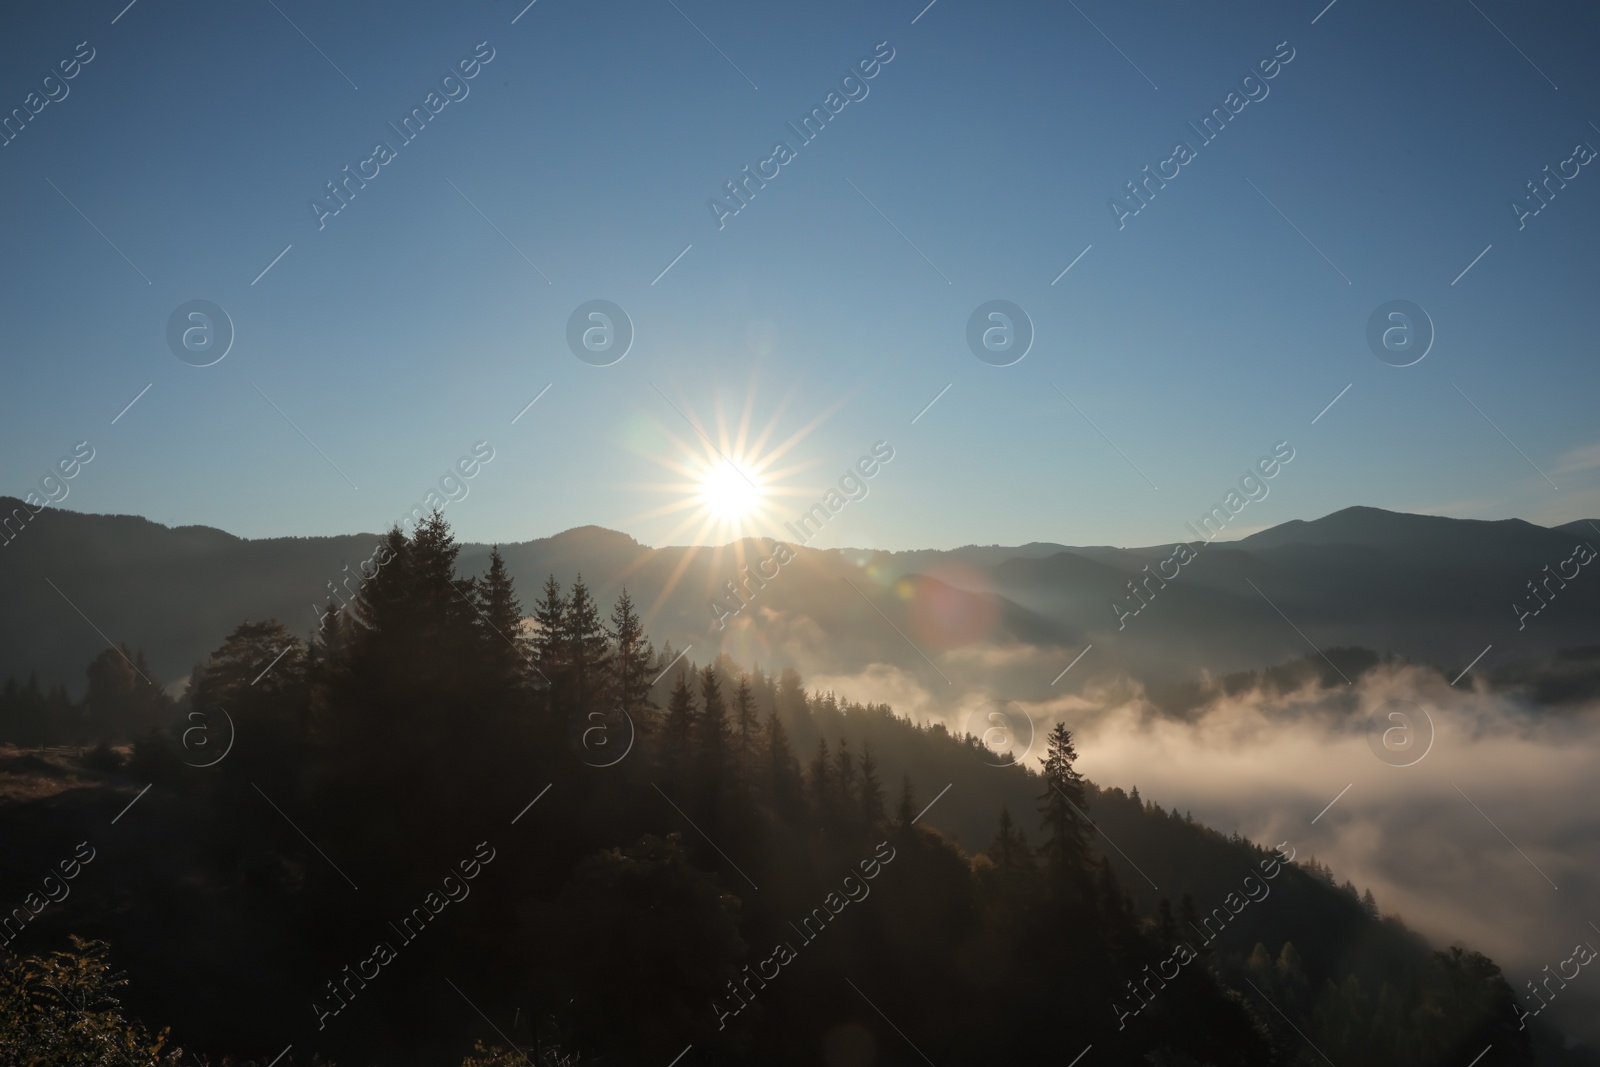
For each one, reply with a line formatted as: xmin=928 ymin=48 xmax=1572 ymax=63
xmin=0 ymin=936 xmax=180 ymax=1066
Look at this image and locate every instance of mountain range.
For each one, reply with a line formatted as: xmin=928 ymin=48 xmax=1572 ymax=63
xmin=2 ymin=500 xmax=1597 ymax=700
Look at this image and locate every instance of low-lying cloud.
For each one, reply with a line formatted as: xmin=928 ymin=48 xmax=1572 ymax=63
xmin=813 ymin=656 xmax=1600 ymax=1042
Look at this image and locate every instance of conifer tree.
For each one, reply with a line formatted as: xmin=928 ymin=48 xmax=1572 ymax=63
xmin=698 ymin=665 xmax=728 ymax=747
xmin=764 ymin=711 xmax=804 ymax=819
xmin=475 ymin=547 xmax=531 ymax=691
xmin=859 ymin=743 xmax=886 ymax=829
xmin=896 ymin=775 xmax=917 ymax=831
xmin=695 ymin=665 xmax=730 ymax=813
xmin=664 ymin=667 xmax=696 ymax=741
xmin=531 ymin=575 xmax=569 ymax=706
xmin=732 ymin=674 xmax=758 ymax=763
xmin=662 ymin=667 xmax=697 ymax=781
xmin=833 ymin=736 xmax=857 ymax=826
xmin=563 ymin=576 xmax=612 ymax=715
xmin=776 ymin=668 xmax=807 ymax=721
xmin=411 ymin=513 xmax=475 ymax=669
xmin=989 ymin=806 xmax=1032 ymax=876
xmin=1095 ymin=856 xmax=1139 ymax=960
xmin=1180 ymin=893 xmax=1209 ymax=957
xmin=754 ymin=666 xmax=779 ymax=718
xmin=1038 ymin=723 xmax=1094 ymax=899
xmin=1157 ymin=897 xmax=1178 ymax=949
xmin=809 ymin=738 xmax=834 ymax=824
xmin=607 ymin=589 xmax=656 ymax=729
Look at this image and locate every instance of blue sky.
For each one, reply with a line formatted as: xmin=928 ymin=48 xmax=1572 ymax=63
xmin=2 ymin=0 xmax=1598 ymax=551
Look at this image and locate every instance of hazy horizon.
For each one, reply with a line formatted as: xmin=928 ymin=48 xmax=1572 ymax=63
xmin=8 ymin=496 xmax=1599 ymax=554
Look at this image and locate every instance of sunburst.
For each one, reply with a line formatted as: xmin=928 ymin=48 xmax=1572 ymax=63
xmin=614 ymin=378 xmax=846 ymax=628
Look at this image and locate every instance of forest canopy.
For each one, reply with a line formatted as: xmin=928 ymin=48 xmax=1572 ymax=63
xmin=0 ymin=515 xmax=1537 ymax=1066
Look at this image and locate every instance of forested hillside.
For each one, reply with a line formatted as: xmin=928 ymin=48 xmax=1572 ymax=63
xmin=5 ymin=501 xmax=1599 ymax=701
xmin=0 ymin=516 xmax=1548 ymax=1065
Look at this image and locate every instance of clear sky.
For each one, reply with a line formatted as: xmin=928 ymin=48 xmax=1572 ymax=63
xmin=2 ymin=0 xmax=1597 ymax=551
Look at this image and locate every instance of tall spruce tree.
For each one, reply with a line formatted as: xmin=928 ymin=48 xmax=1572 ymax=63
xmin=859 ymin=742 xmax=886 ymax=829
xmin=1038 ymin=722 xmax=1094 ymax=899
xmin=662 ymin=667 xmax=697 ymax=783
xmin=695 ymin=665 xmax=730 ymax=815
xmin=475 ymin=547 xmax=532 ymax=691
xmin=989 ymin=806 xmax=1032 ymax=877
xmin=732 ymin=674 xmax=758 ymax=764
xmin=531 ymin=575 xmax=569 ymax=706
xmin=833 ymin=736 xmax=857 ymax=828
xmin=765 ymin=712 xmax=805 ymax=820
xmin=809 ymin=738 xmax=835 ymax=826
xmin=563 ymin=576 xmax=612 ymax=717
xmin=896 ymin=775 xmax=917 ymax=831
xmin=607 ymin=588 xmax=656 ymax=731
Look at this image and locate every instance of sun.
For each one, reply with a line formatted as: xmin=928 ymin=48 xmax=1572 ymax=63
xmin=699 ymin=461 xmax=764 ymax=520
xmin=626 ymin=378 xmax=837 ymax=549
xmin=614 ymin=378 xmax=853 ymax=628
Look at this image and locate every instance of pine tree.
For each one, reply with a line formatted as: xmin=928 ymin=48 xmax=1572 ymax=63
xmin=896 ymin=775 xmax=917 ymax=831
xmin=754 ymin=666 xmax=779 ymax=719
xmin=340 ymin=527 xmax=406 ymax=637
xmin=833 ymin=736 xmax=857 ymax=826
xmin=1180 ymin=893 xmax=1210 ymax=957
xmin=858 ymin=743 xmax=886 ymax=828
xmin=733 ymin=674 xmax=758 ymax=763
xmin=664 ymin=668 xmax=696 ymax=742
xmin=475 ymin=547 xmax=531 ymax=690
xmin=809 ymin=738 xmax=834 ymax=825
xmin=607 ymin=589 xmax=656 ymax=730
xmin=776 ymin=668 xmax=807 ymax=721
xmin=1157 ymin=897 xmax=1177 ymax=949
xmin=1038 ymin=723 xmax=1094 ymax=900
xmin=1276 ymin=942 xmax=1310 ymax=1014
xmin=411 ymin=513 xmax=475 ymax=673
xmin=695 ymin=665 xmax=730 ymax=811
xmin=532 ymin=575 xmax=569 ymax=704
xmin=698 ymin=666 xmax=728 ymax=747
xmin=989 ymin=806 xmax=1031 ymax=876
xmin=1095 ymin=856 xmax=1138 ymax=959
xmin=765 ymin=712 xmax=804 ymax=819
xmin=564 ymin=576 xmax=612 ymax=716
xmin=662 ymin=667 xmax=696 ymax=781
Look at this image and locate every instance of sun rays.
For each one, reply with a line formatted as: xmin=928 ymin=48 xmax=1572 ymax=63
xmin=631 ymin=380 xmax=838 ymax=548
xmin=606 ymin=379 xmax=846 ymax=633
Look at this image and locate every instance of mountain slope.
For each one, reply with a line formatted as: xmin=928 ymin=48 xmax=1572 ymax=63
xmin=2 ymin=501 xmax=1597 ymax=700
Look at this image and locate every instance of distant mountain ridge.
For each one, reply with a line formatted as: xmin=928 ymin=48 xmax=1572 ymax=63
xmin=2 ymin=500 xmax=1597 ymax=697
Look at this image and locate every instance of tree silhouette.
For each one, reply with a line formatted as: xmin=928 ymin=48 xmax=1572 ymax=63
xmin=1038 ymin=722 xmax=1094 ymax=899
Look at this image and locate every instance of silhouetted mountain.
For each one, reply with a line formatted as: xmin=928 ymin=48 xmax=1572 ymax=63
xmin=2 ymin=501 xmax=1596 ymax=703
xmin=1553 ymin=518 xmax=1600 ymax=540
